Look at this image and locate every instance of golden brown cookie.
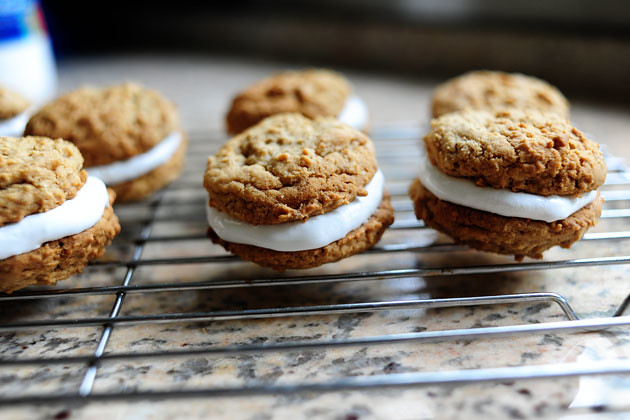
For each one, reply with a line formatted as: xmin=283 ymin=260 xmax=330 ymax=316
xmin=205 ymin=113 xmax=377 ymax=225
xmin=0 ymin=85 xmax=29 ymax=119
xmin=424 ymin=109 xmax=606 ymax=196
xmin=226 ymin=69 xmax=351 ymax=135
xmin=410 ymin=179 xmax=602 ymax=260
xmin=25 ymin=83 xmax=186 ymax=201
xmin=0 ymin=136 xmax=86 ymax=227
xmin=431 ymin=71 xmax=569 ymax=119
xmin=205 ymin=113 xmax=391 ymax=269
xmin=208 ymin=195 xmax=394 ymax=270
xmin=0 ymin=190 xmax=120 ymax=293
xmin=25 ymin=83 xmax=179 ymax=166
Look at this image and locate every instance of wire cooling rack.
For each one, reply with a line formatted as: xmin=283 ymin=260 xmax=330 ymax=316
xmin=0 ymin=124 xmax=629 ymax=406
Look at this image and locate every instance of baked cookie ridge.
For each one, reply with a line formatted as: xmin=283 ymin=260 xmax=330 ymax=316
xmin=431 ymin=70 xmax=570 ymax=118
xmin=208 ymin=194 xmax=394 ymax=270
xmin=424 ymin=109 xmax=606 ymax=196
xmin=0 ymin=136 xmax=86 ymax=226
xmin=410 ymin=179 xmax=602 ymax=260
xmin=205 ymin=112 xmax=391 ymax=270
xmin=225 ymin=69 xmax=360 ymax=134
xmin=0 ymin=189 xmax=120 ymax=293
xmin=205 ymin=113 xmax=377 ymax=225
xmin=25 ymin=83 xmax=179 ymax=166
xmin=25 ymin=83 xmax=187 ymax=201
xmin=410 ymin=108 xmax=606 ymax=260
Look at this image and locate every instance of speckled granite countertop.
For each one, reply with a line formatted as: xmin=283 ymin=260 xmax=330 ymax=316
xmin=1 ymin=56 xmax=629 ymax=419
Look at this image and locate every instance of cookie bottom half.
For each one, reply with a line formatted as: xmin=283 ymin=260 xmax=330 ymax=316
xmin=0 ymin=190 xmax=121 ymax=293
xmin=409 ymin=179 xmax=603 ymax=260
xmin=207 ymin=194 xmax=394 ymax=270
xmin=110 ymin=134 xmax=187 ymax=202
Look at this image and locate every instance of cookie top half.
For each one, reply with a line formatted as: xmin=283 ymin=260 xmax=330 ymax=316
xmin=0 ymin=136 xmax=86 ymax=227
xmin=25 ymin=83 xmax=180 ymax=167
xmin=225 ymin=69 xmax=351 ymax=135
xmin=424 ymin=109 xmax=606 ymax=196
xmin=431 ymin=71 xmax=570 ymax=119
xmin=0 ymin=86 xmax=29 ymax=119
xmin=205 ymin=113 xmax=377 ymax=225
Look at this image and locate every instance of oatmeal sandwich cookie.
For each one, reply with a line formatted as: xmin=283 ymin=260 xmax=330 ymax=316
xmin=431 ymin=71 xmax=570 ymax=119
xmin=25 ymin=83 xmax=187 ymax=202
xmin=225 ymin=69 xmax=369 ymax=135
xmin=0 ymin=85 xmax=30 ymax=137
xmin=410 ymin=109 xmax=606 ymax=260
xmin=0 ymin=136 xmax=120 ymax=293
xmin=204 ymin=113 xmax=394 ymax=270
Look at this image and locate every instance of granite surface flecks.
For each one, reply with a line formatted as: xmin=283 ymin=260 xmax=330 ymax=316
xmin=1 ymin=56 xmax=629 ymax=420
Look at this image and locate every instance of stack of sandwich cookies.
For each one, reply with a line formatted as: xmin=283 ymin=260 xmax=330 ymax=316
xmin=409 ymin=109 xmax=606 ymax=260
xmin=204 ymin=113 xmax=394 ymax=270
xmin=0 ymin=86 xmax=30 ymax=137
xmin=431 ymin=71 xmax=570 ymax=119
xmin=0 ymin=136 xmax=120 ymax=293
xmin=25 ymin=83 xmax=186 ymax=202
xmin=226 ymin=69 xmax=369 ymax=134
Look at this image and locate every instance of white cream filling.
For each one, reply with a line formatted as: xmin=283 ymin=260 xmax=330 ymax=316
xmin=0 ymin=110 xmax=29 ymax=138
xmin=338 ymin=94 xmax=369 ymax=131
xmin=206 ymin=170 xmax=385 ymax=252
xmin=87 ymin=131 xmax=182 ymax=185
xmin=418 ymin=147 xmax=598 ymax=223
xmin=0 ymin=176 xmax=109 ymax=260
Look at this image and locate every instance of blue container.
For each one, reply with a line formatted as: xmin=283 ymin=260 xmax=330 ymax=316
xmin=0 ymin=0 xmax=57 ymax=104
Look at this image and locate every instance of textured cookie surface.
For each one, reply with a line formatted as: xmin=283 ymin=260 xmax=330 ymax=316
xmin=0 ymin=190 xmax=120 ymax=293
xmin=410 ymin=179 xmax=602 ymax=260
xmin=112 ymin=133 xmax=187 ymax=202
xmin=0 ymin=136 xmax=86 ymax=227
xmin=25 ymin=83 xmax=180 ymax=166
xmin=0 ymin=86 xmax=29 ymax=119
xmin=226 ymin=69 xmax=351 ymax=134
xmin=431 ymin=71 xmax=569 ymax=118
xmin=205 ymin=113 xmax=377 ymax=225
xmin=208 ymin=195 xmax=394 ymax=270
xmin=424 ymin=109 xmax=606 ymax=196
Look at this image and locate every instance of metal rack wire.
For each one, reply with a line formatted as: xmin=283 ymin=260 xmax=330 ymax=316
xmin=1 ymin=124 xmax=629 ymax=407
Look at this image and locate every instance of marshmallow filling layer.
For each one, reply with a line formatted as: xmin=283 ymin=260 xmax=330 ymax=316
xmin=338 ymin=94 xmax=368 ymax=131
xmin=87 ymin=131 xmax=182 ymax=185
xmin=206 ymin=170 xmax=385 ymax=252
xmin=0 ymin=176 xmax=110 ymax=260
xmin=0 ymin=110 xmax=29 ymax=138
xmin=418 ymin=146 xmax=598 ymax=223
